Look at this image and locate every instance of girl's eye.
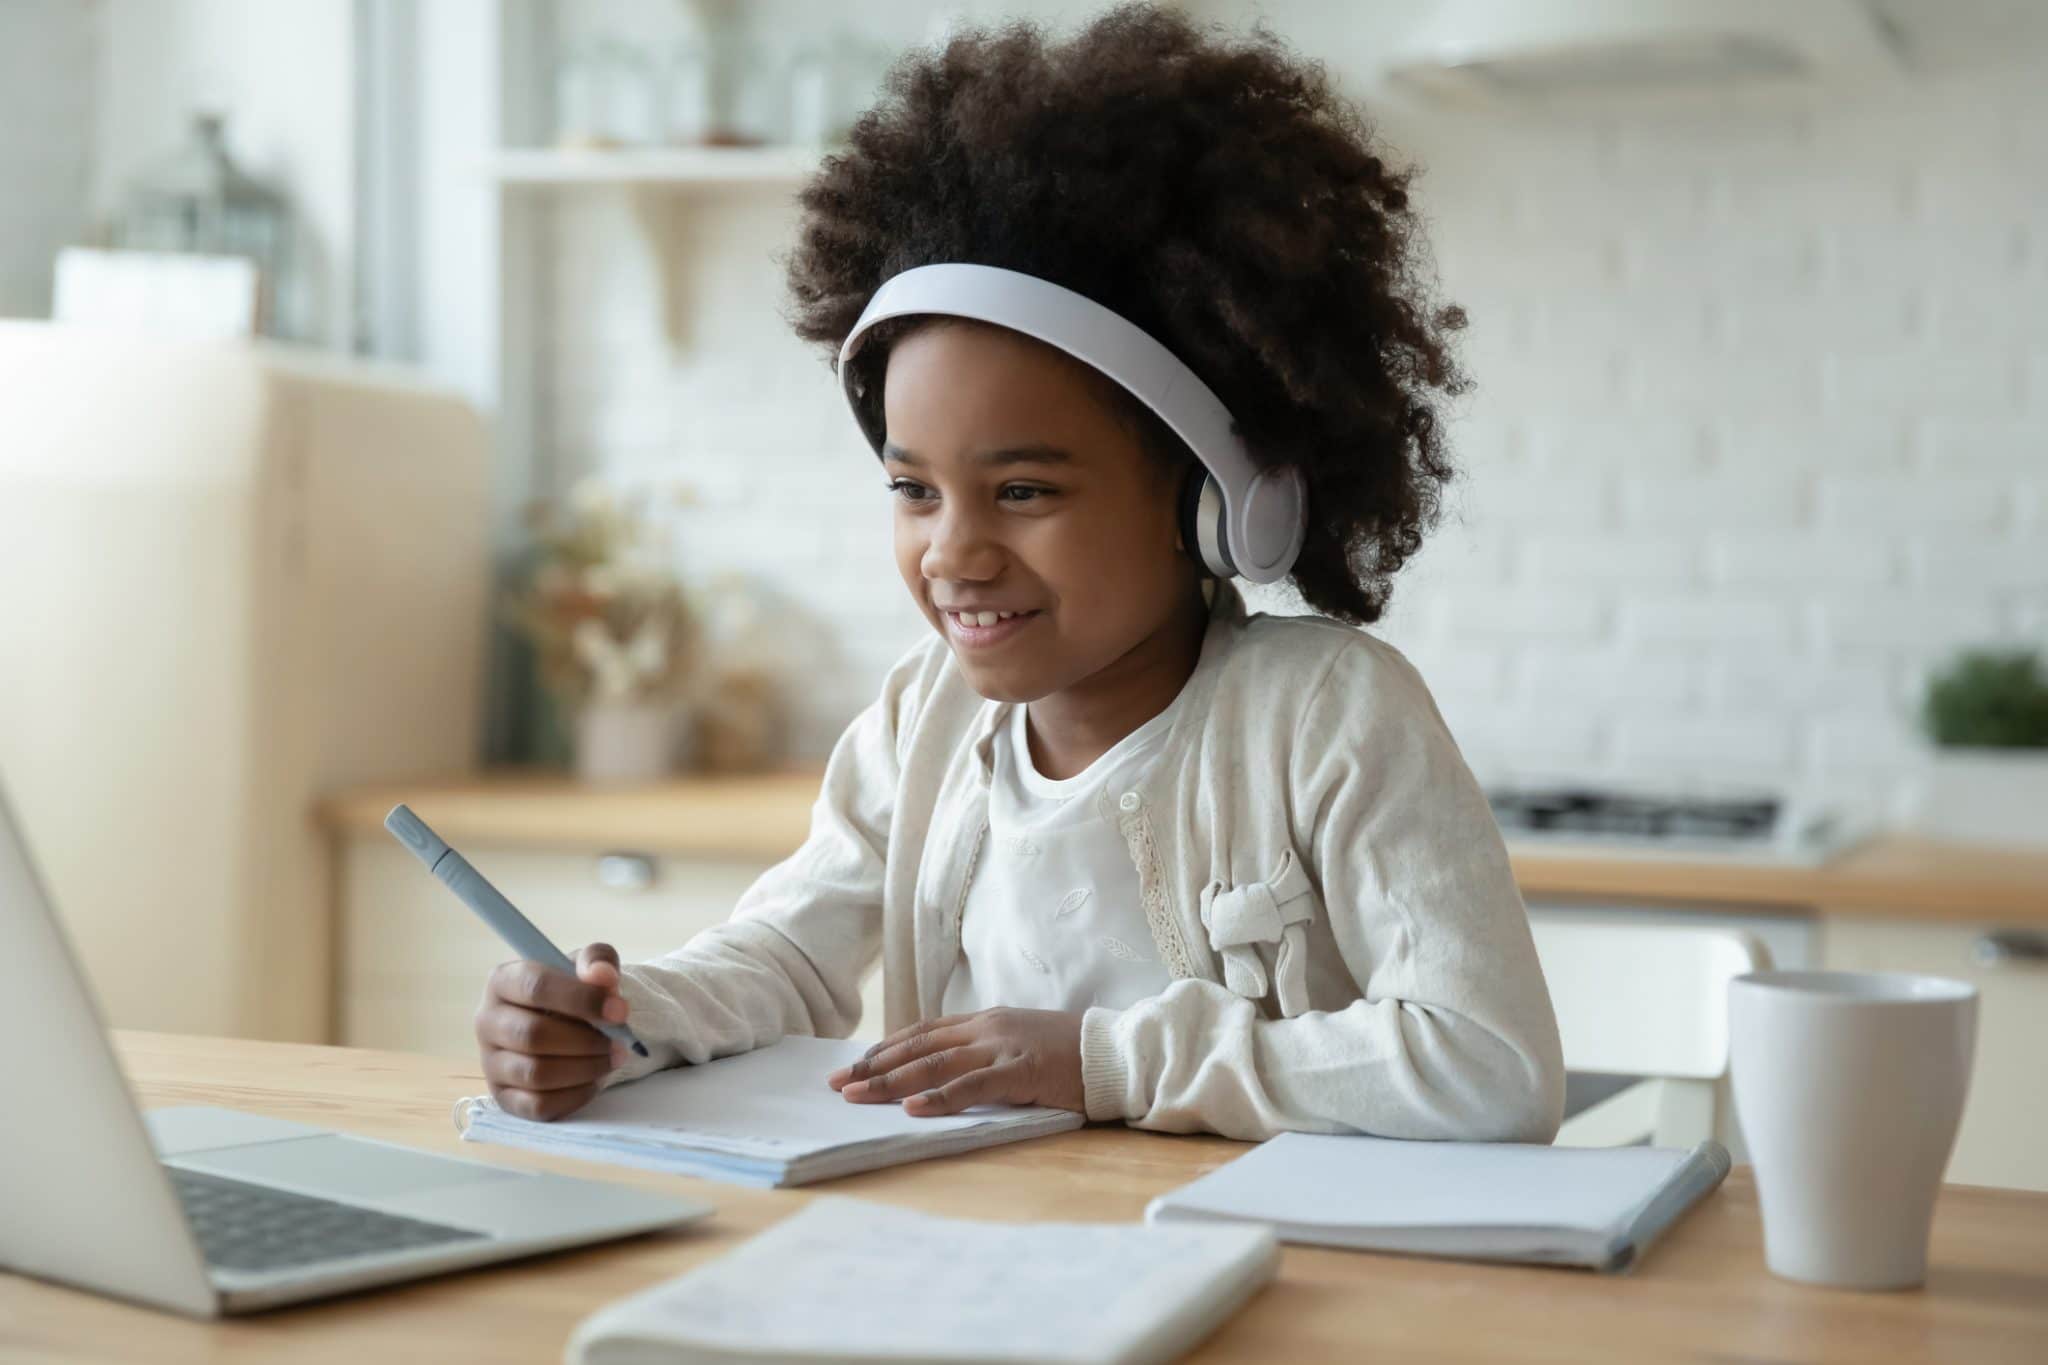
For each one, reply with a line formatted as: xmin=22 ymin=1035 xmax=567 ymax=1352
xmin=886 ymin=480 xmax=1054 ymax=506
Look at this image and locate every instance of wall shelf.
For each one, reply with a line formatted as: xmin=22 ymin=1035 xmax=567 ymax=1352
xmin=489 ymin=145 xmax=827 ymax=188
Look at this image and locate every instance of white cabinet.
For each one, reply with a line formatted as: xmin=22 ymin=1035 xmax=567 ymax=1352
xmin=1818 ymin=915 xmax=2048 ymax=1191
xmin=336 ymin=840 xmax=887 ymax=1060
xmin=0 ymin=325 xmax=489 ymax=1043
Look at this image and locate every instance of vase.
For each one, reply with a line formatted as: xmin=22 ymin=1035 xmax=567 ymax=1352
xmin=1899 ymin=748 xmax=2048 ymax=851
xmin=573 ymin=701 xmax=692 ymax=784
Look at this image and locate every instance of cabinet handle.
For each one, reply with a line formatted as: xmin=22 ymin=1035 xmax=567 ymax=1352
xmin=595 ymin=853 xmax=658 ymax=893
xmin=1973 ymin=930 xmax=2048 ymax=967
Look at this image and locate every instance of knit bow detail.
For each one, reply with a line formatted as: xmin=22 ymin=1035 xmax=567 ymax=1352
xmin=1198 ymin=849 xmax=1317 ymax=1017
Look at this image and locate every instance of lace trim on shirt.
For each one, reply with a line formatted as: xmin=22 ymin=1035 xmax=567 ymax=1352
xmin=949 ymin=820 xmax=989 ymax=941
xmin=1125 ymin=808 xmax=1195 ymax=981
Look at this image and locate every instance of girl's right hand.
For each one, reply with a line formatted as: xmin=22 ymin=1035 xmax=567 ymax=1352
xmin=474 ymin=942 xmax=631 ymax=1121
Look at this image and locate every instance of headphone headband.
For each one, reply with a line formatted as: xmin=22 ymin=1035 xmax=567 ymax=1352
xmin=836 ymin=263 xmax=1305 ymax=584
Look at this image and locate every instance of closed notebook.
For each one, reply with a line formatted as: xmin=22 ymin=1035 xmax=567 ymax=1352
xmin=1145 ymin=1131 xmax=1730 ymax=1273
xmin=566 ymin=1196 xmax=1280 ymax=1365
xmin=454 ymin=1036 xmax=1084 ymax=1188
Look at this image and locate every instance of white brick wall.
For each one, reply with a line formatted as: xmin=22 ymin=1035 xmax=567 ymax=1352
xmin=0 ymin=1 xmax=95 ymax=319
xmin=535 ymin=6 xmax=2048 ymax=819
xmin=1372 ymin=54 xmax=2048 ymax=812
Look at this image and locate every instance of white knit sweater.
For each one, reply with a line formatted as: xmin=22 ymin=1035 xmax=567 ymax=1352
xmin=609 ymin=580 xmax=1565 ymax=1143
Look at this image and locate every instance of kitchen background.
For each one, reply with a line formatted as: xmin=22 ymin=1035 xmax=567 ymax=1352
xmin=1 ymin=1 xmax=2045 ymax=1182
xmin=3 ymin=0 xmax=2043 ymax=807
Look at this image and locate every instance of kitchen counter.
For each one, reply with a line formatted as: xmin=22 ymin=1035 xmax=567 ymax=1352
xmin=319 ymin=770 xmax=2048 ymax=926
xmin=319 ymin=768 xmax=822 ymax=862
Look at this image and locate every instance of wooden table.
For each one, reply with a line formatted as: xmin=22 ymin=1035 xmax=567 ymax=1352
xmin=5 ymin=1035 xmax=2044 ymax=1364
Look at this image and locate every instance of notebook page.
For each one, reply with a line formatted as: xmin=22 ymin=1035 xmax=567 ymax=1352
xmin=570 ymin=1197 xmax=1278 ymax=1365
xmin=528 ymin=1036 xmax=1075 ymax=1161
xmin=1159 ymin=1132 xmax=1691 ymax=1233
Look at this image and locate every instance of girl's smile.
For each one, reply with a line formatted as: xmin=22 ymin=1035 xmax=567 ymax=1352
xmin=941 ymin=608 xmax=1041 ymax=648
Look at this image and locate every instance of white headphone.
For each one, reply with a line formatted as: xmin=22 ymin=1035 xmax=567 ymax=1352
xmin=836 ymin=263 xmax=1308 ymax=584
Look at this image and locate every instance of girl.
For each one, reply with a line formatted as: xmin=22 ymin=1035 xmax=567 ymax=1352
xmin=474 ymin=5 xmax=1564 ymax=1143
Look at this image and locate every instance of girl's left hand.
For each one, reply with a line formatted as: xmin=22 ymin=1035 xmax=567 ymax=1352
xmin=826 ymin=1007 xmax=1086 ymax=1117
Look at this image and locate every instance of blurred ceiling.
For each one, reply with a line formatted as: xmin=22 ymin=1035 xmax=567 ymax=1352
xmin=1862 ymin=0 xmax=2048 ymax=66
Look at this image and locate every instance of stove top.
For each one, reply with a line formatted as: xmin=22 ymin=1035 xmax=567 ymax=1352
xmin=1485 ymin=784 xmax=1868 ymax=865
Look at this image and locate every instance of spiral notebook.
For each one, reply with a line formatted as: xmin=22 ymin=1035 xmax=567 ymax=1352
xmin=1146 ymin=1131 xmax=1730 ymax=1273
xmin=454 ymin=1036 xmax=1084 ymax=1188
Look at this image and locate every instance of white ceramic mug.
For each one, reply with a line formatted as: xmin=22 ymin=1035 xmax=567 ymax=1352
xmin=1728 ymin=970 xmax=1977 ymax=1290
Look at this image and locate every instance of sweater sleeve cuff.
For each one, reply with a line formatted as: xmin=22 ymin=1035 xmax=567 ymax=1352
xmin=1080 ymin=1005 xmax=1133 ymax=1122
xmin=598 ymin=965 xmax=686 ymax=1089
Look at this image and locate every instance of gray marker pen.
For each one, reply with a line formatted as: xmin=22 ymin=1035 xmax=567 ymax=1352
xmin=384 ymin=803 xmax=650 ymax=1058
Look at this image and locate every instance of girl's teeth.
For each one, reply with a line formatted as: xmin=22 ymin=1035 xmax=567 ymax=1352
xmin=974 ymin=611 xmax=998 ymax=627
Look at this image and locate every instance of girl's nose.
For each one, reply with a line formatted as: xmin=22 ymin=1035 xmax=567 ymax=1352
xmin=920 ymin=506 xmax=1005 ymax=583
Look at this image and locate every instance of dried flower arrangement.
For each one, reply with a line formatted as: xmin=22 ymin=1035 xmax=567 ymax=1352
xmin=504 ymin=479 xmax=701 ymax=712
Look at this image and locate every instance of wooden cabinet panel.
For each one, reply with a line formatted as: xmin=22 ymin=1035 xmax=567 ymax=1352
xmin=1818 ymin=915 xmax=2048 ymax=1191
xmin=337 ymin=842 xmax=887 ymax=1060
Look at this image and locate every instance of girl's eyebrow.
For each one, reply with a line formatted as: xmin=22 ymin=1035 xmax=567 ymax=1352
xmin=881 ymin=442 xmax=1076 ymax=469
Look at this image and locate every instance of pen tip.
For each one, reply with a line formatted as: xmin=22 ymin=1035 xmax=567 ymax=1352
xmin=631 ymin=1042 xmax=650 ymax=1058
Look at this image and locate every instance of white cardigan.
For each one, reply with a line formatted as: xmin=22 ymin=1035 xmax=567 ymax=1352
xmin=611 ymin=580 xmax=1566 ymax=1143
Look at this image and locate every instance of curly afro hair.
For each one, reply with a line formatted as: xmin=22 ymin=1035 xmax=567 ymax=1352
xmin=785 ymin=3 xmax=1467 ymax=626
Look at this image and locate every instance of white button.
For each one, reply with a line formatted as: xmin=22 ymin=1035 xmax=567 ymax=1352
xmin=1118 ymin=792 xmax=1141 ymax=812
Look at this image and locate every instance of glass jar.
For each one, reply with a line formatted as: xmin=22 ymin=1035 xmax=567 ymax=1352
xmin=663 ymin=40 xmax=714 ymax=145
xmin=554 ymin=40 xmax=611 ymax=148
xmin=603 ymin=42 xmax=662 ymax=146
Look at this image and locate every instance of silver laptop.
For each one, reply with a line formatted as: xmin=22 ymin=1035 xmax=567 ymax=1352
xmin=0 ymin=783 xmax=712 ymax=1316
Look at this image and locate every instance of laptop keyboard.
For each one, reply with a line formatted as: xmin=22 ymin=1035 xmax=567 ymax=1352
xmin=167 ymin=1166 xmax=486 ymax=1273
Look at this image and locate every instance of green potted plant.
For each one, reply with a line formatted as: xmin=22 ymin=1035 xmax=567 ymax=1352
xmin=505 ymin=479 xmax=701 ymax=783
xmin=1906 ymin=647 xmax=2048 ymax=850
